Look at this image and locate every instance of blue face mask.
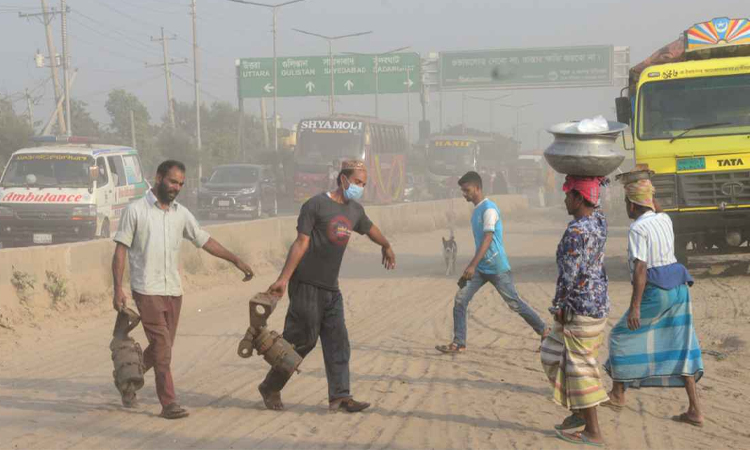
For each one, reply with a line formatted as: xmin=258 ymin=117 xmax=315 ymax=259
xmin=343 ymin=178 xmax=364 ymax=201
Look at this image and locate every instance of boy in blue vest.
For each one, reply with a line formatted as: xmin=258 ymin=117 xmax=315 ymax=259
xmin=437 ymin=171 xmax=549 ymax=353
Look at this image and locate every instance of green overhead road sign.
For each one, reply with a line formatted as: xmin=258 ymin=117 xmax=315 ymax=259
xmin=238 ymin=52 xmax=421 ymax=98
xmin=440 ymin=45 xmax=613 ymax=90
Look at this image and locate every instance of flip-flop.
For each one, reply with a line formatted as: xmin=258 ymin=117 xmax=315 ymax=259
xmin=599 ymin=400 xmax=624 ymax=411
xmin=555 ymin=414 xmax=586 ymax=430
xmin=435 ymin=343 xmax=466 ymax=354
xmin=672 ymin=412 xmax=704 ymax=428
xmin=556 ymin=430 xmax=605 ymax=447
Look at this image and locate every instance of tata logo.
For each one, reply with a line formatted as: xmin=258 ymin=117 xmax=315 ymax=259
xmin=717 ymin=158 xmax=745 ymax=167
xmin=721 ymin=181 xmax=744 ymax=197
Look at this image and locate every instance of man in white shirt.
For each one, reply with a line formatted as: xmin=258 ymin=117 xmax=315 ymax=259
xmin=112 ymin=160 xmax=254 ymax=419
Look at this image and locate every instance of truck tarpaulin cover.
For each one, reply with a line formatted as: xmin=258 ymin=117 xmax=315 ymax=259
xmin=628 ymin=36 xmax=685 ymax=96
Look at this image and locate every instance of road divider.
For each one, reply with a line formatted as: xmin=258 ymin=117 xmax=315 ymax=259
xmin=0 ymin=195 xmax=527 ymax=329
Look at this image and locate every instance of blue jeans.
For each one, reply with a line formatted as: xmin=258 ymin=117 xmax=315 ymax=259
xmin=453 ymin=271 xmax=547 ymax=347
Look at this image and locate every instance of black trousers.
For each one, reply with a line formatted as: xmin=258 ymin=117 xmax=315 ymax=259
xmin=261 ymin=279 xmax=351 ymax=401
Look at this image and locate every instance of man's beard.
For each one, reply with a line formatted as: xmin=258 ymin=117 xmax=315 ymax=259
xmin=156 ymin=181 xmax=178 ymax=203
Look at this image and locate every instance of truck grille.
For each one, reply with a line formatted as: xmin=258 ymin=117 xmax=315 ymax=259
xmin=651 ymin=174 xmax=677 ymax=208
xmin=678 ymin=170 xmax=750 ymax=208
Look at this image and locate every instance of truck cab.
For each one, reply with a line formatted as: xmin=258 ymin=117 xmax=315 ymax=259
xmin=616 ymin=17 xmax=750 ymax=262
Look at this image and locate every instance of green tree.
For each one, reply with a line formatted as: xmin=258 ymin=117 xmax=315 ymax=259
xmin=104 ymin=89 xmax=152 ymax=145
xmin=0 ymin=97 xmax=33 ymax=167
xmin=68 ymin=99 xmax=101 ymax=138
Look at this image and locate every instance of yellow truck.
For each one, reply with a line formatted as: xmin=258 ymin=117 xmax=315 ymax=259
xmin=616 ymin=17 xmax=750 ymax=263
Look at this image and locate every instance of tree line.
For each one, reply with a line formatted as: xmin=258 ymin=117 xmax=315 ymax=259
xmin=0 ymin=89 xmax=273 ymax=179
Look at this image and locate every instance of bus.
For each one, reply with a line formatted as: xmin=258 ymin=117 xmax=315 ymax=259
xmin=426 ymin=135 xmax=516 ymax=198
xmin=293 ymin=115 xmax=408 ymax=204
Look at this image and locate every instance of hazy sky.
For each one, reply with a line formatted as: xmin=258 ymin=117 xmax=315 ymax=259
xmin=1 ymin=0 xmax=745 ymax=149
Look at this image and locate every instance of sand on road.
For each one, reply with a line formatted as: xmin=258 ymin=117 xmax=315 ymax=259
xmin=1 ymin=207 xmax=749 ymax=450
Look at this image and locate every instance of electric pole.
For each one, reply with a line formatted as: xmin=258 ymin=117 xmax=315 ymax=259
xmin=60 ymin=0 xmax=71 ymax=136
xmin=191 ymin=0 xmax=203 ymax=183
xmin=147 ymin=27 xmax=187 ymax=129
xmin=19 ymin=1 xmax=68 ymax=134
xmin=25 ymin=89 xmax=34 ymax=129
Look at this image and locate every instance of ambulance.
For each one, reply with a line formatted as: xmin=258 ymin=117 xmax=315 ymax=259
xmin=0 ymin=136 xmax=149 ymax=248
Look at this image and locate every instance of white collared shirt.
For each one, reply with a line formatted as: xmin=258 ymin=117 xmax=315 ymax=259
xmin=114 ymin=190 xmax=210 ymax=296
xmin=627 ymin=210 xmax=677 ymax=276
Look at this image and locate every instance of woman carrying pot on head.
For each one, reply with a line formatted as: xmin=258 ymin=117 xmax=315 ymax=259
xmin=541 ymin=175 xmax=611 ymax=447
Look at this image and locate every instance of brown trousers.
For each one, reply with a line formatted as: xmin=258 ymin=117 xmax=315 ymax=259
xmin=132 ymin=291 xmax=182 ymax=407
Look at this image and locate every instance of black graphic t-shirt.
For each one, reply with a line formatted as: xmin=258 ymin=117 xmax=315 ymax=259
xmin=293 ymin=193 xmax=373 ymax=290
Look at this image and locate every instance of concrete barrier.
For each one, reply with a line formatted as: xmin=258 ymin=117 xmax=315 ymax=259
xmin=0 ymin=195 xmax=527 ymax=328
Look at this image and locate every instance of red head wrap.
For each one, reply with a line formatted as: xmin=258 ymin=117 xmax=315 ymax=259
xmin=562 ymin=175 xmax=607 ymax=205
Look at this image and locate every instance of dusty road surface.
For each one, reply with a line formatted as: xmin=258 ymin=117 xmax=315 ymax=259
xmin=1 ymin=207 xmax=749 ymax=450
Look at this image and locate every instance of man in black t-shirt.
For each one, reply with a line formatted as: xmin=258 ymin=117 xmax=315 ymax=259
xmin=261 ymin=160 xmax=396 ymax=413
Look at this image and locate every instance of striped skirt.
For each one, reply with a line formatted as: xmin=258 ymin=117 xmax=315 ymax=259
xmin=540 ymin=315 xmax=609 ymax=410
xmin=604 ymin=284 xmax=703 ymax=388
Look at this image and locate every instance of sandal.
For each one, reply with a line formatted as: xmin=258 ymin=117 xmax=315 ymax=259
xmin=436 ymin=343 xmax=466 ymax=354
xmin=555 ymin=413 xmax=586 ymax=430
xmin=160 ymin=403 xmax=189 ymax=420
xmin=556 ymin=430 xmax=604 ymax=447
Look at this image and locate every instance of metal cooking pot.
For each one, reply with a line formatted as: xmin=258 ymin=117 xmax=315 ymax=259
xmin=544 ymin=121 xmax=628 ymax=177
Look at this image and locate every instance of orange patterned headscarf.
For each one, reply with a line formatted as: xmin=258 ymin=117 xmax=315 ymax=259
xmin=625 ymin=179 xmax=655 ymax=210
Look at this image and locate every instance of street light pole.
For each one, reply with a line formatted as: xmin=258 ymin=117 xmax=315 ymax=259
xmin=406 ymin=66 xmax=411 ymax=144
xmin=466 ymin=94 xmax=511 ymax=134
xmin=344 ymin=46 xmax=410 ymax=118
xmin=293 ymin=28 xmax=373 ymax=116
xmin=497 ymin=102 xmax=534 ymax=146
xmin=328 ymin=40 xmax=334 ymax=115
xmin=229 ymin=0 xmax=307 ymax=152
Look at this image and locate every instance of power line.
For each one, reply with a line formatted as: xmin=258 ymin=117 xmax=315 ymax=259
xmin=171 ymin=71 xmax=225 ymax=102
xmin=120 ymin=0 xmax=185 ymax=15
xmin=75 ymin=73 xmax=164 ymax=99
xmin=68 ymin=32 xmax=146 ymax=65
xmin=71 ymin=10 xmax=163 ymax=57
